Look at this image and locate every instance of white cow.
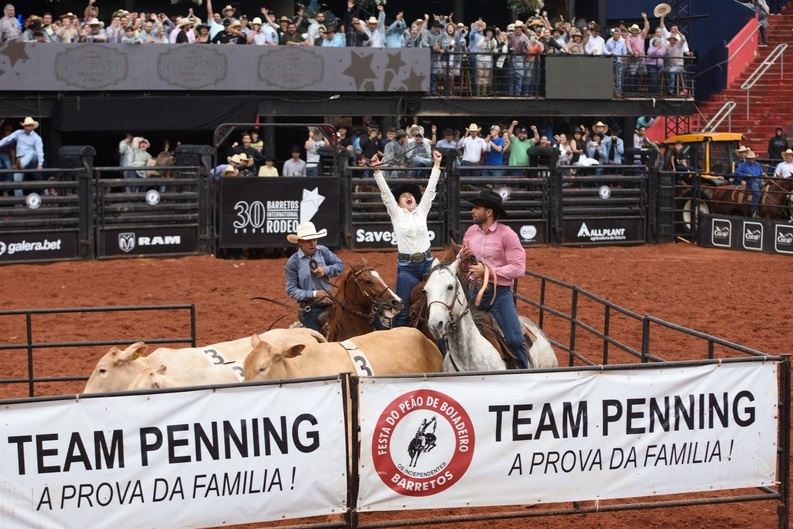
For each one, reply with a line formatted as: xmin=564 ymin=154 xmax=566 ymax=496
xmin=128 ymin=364 xmax=240 ymax=390
xmin=83 ymin=328 xmax=326 ymax=393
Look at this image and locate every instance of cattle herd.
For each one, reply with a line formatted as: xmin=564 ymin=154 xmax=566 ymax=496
xmin=82 ymin=326 xmax=450 ymax=394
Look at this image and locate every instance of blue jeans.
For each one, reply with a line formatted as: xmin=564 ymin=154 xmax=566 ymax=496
xmin=460 ymin=160 xmax=481 ymax=177
xmin=509 ymin=56 xmax=525 ymax=96
xmin=746 ymin=178 xmax=762 ymax=214
xmin=15 ymin=151 xmax=42 ymax=197
xmin=306 ymin=165 xmax=319 ymax=177
xmin=393 ymin=257 xmax=433 ymax=328
xmin=468 ymin=285 xmax=529 ymax=369
xmin=301 ymin=302 xmax=331 ymax=333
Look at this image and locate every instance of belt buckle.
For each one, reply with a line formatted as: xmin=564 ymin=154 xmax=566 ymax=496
xmin=410 ymin=252 xmax=424 ymax=263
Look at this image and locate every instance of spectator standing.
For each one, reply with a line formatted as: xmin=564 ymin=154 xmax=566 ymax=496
xmin=507 ymin=122 xmax=539 ymax=169
xmin=363 ymin=5 xmax=386 ymax=48
xmin=584 ymin=24 xmax=606 ymax=55
xmin=258 ymin=154 xmax=279 ymax=177
xmin=305 ymin=127 xmax=326 ymax=177
xmin=0 ymin=3 xmax=20 ymax=41
xmin=436 ymin=128 xmax=458 ymax=150
xmin=423 ymin=20 xmax=445 ymax=95
xmin=600 ymin=127 xmax=624 ymax=164
xmin=625 ymin=14 xmax=650 ymax=95
xmin=460 ymin=189 xmax=530 ymax=369
xmin=0 ymin=117 xmax=44 ymax=197
xmin=408 ymin=131 xmax=433 ymax=177
xmin=385 ymin=11 xmax=406 ymax=48
xmin=605 ymin=28 xmax=627 ymax=97
xmin=767 ymin=127 xmax=789 ymax=161
xmin=755 ymin=0 xmax=770 ymax=46
xmin=665 ymin=33 xmax=686 ymax=95
xmin=285 ymin=222 xmax=344 ymax=333
xmin=371 ymin=150 xmax=443 ymax=328
xmin=645 ymin=38 xmax=666 ymax=95
xmin=283 ymin=146 xmax=307 ymax=177
xmin=458 ymin=123 xmax=488 ymax=175
xmin=383 ymin=129 xmax=409 ymax=177
xmin=81 ymin=19 xmax=107 ymax=42
xmin=476 ymin=27 xmax=498 ymax=96
xmin=483 ymin=125 xmax=505 ymax=176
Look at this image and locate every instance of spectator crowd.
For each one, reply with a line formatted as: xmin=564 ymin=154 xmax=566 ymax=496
xmin=1 ymin=0 xmax=696 ymax=97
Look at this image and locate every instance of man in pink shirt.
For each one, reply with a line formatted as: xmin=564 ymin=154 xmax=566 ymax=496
xmin=460 ymin=189 xmax=529 ymax=369
xmin=625 ymin=13 xmax=650 ymax=96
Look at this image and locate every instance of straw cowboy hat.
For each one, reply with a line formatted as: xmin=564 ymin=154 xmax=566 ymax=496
xmin=222 ymin=4 xmax=235 ymax=14
xmin=466 ymin=122 xmax=481 ymax=132
xmin=782 ymin=148 xmax=793 ymax=157
xmin=227 ymin=154 xmax=241 ymax=164
xmin=593 ymin=121 xmax=607 ymax=130
xmin=20 ymin=117 xmax=39 ymax=129
xmin=177 ymin=17 xmax=194 ymax=28
xmin=745 ymin=149 xmax=757 ymax=159
xmin=654 ymin=3 xmax=672 ymax=17
xmin=287 ymin=222 xmax=327 ymax=243
xmin=468 ymin=189 xmax=509 ymax=219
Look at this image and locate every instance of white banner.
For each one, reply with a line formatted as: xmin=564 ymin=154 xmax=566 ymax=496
xmin=357 ymin=362 xmax=778 ymax=510
xmin=0 ymin=380 xmax=348 ymax=529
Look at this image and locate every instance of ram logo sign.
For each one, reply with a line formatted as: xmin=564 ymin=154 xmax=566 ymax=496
xmin=119 ymin=233 xmax=136 ymax=253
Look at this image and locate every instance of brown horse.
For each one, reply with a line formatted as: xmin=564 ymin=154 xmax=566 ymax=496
xmin=324 ymin=261 xmax=403 ymax=342
xmin=711 ymin=178 xmax=793 ymax=219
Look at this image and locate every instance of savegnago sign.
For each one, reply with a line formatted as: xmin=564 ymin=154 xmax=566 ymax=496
xmin=0 ymin=380 xmax=347 ymax=529
xmin=357 ymin=362 xmax=778 ymax=511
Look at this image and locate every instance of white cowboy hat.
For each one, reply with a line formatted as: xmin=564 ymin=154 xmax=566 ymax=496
xmin=222 ymin=4 xmax=235 ymax=13
xmin=654 ymin=3 xmax=672 ymax=17
xmin=177 ymin=18 xmax=194 ymax=27
xmin=20 ymin=117 xmax=39 ymax=129
xmin=745 ymin=149 xmax=757 ymax=159
xmin=87 ymin=18 xmax=104 ymax=28
xmin=251 ymin=17 xmax=263 ymax=25
xmin=366 ymin=16 xmax=378 ymax=24
xmin=466 ymin=122 xmax=480 ymax=132
xmin=287 ymin=222 xmax=327 ymax=243
xmin=227 ymin=154 xmax=241 ymax=164
xmin=594 ymin=121 xmax=607 ymax=129
xmin=782 ymin=148 xmax=793 ymax=156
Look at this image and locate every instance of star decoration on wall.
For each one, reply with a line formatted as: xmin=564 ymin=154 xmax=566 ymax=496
xmin=341 ymin=51 xmax=377 ymax=90
xmin=0 ymin=40 xmax=29 ymax=68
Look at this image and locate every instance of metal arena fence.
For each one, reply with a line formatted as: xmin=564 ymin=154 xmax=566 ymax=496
xmin=0 ymin=143 xmax=792 ymax=264
xmin=0 ymin=271 xmax=787 ymax=529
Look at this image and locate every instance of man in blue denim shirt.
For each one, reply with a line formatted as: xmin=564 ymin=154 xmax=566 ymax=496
xmin=285 ymin=222 xmax=345 ymax=332
xmin=734 ymin=149 xmax=765 ymax=217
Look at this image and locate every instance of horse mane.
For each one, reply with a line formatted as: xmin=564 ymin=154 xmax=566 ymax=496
xmin=325 ymin=260 xmax=371 ymax=342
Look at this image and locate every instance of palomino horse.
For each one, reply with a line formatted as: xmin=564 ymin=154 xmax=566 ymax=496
xmin=324 ymin=261 xmax=403 ymax=342
xmin=711 ymin=178 xmax=793 ymax=219
xmin=423 ymin=258 xmax=558 ymax=372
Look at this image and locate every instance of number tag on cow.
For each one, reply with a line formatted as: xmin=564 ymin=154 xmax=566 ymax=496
xmin=338 ymin=340 xmax=374 ymax=377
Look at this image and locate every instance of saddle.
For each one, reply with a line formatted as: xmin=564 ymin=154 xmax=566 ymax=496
xmin=471 ymin=311 xmax=535 ymax=370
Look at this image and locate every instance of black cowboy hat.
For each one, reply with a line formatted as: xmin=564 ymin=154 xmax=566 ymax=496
xmin=468 ymin=188 xmax=508 ymax=218
xmin=391 ymin=183 xmax=422 ymax=204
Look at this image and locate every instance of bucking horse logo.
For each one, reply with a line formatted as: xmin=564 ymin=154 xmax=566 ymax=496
xmin=407 ymin=416 xmax=437 ymax=468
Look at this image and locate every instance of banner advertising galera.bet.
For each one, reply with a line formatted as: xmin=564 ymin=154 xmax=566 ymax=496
xmin=357 ymin=362 xmax=778 ymax=510
xmin=0 ymin=380 xmax=348 ymax=529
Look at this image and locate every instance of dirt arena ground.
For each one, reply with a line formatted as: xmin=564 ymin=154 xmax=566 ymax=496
xmin=0 ymin=242 xmax=790 ymax=529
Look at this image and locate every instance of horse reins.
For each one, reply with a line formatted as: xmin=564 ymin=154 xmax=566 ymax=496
xmin=322 ymin=266 xmax=393 ymax=323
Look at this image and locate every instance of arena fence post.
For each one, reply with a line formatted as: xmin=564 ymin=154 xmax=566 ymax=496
xmin=779 ymin=354 xmax=791 ymax=529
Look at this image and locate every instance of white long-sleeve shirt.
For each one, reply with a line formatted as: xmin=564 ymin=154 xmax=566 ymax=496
xmin=373 ymin=165 xmax=441 ymax=254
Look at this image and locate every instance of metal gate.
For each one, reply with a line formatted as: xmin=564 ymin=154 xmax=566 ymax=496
xmin=0 ymin=146 xmax=94 ymax=264
xmin=94 ymin=164 xmax=208 ymax=258
xmin=552 ymin=163 xmax=650 ymax=246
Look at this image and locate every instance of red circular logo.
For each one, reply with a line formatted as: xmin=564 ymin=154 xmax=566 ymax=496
xmin=371 ymin=389 xmax=474 ymax=496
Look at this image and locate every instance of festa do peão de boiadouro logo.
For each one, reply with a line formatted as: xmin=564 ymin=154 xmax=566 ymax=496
xmin=371 ymin=389 xmax=474 ymax=497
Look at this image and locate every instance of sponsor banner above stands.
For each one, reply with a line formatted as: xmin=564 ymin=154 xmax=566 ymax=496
xmin=699 ymin=215 xmax=793 ymax=255
xmin=0 ymin=233 xmax=79 ymax=263
xmin=99 ymin=227 xmax=199 ymax=257
xmin=219 ymin=178 xmax=340 ymax=248
xmin=357 ymin=362 xmax=778 ymax=511
xmin=0 ymin=44 xmax=429 ymax=93
xmin=0 ymin=379 xmax=347 ymax=529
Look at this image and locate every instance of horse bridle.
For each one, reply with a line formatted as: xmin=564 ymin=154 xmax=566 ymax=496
xmin=322 ymin=266 xmax=394 ymax=323
xmin=425 ymin=263 xmax=469 ymax=338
